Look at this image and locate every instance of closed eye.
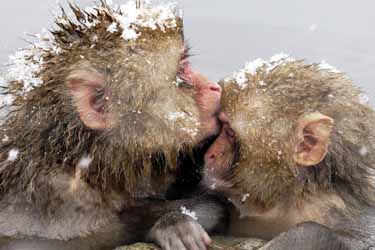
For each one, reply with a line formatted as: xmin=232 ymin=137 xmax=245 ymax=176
xmin=176 ymin=45 xmax=195 ymax=90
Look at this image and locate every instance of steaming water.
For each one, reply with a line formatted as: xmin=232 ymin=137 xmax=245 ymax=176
xmin=1 ymin=0 xmax=374 ymax=104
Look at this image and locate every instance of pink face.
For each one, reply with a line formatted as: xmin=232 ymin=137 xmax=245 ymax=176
xmin=203 ymin=113 xmax=237 ymax=190
xmin=179 ymin=54 xmax=222 ymax=139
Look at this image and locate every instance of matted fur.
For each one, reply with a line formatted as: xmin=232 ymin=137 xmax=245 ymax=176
xmin=0 ymin=1 xmax=200 ymax=207
xmin=220 ymin=60 xmax=375 ymax=214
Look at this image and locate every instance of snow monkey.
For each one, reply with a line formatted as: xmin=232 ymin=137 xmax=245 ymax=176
xmin=0 ymin=1 xmax=225 ymax=250
xmin=204 ymin=55 xmax=375 ymax=250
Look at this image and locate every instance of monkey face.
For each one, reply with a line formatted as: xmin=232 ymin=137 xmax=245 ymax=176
xmin=63 ymin=21 xmax=221 ymax=157
xmin=204 ymin=60 xmax=338 ymax=207
xmin=0 ymin=3 xmax=223 ymax=194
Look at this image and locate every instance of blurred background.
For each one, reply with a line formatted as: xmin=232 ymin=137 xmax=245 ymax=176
xmin=1 ymin=0 xmax=374 ymax=104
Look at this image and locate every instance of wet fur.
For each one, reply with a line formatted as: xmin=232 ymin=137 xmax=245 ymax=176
xmin=218 ymin=61 xmax=375 ymax=244
xmin=0 ymin=1 xmax=203 ymax=247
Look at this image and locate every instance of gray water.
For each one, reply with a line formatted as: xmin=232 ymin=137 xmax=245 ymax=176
xmin=1 ymin=0 xmax=374 ymax=102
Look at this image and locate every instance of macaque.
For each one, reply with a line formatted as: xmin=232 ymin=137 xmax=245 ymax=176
xmin=204 ymin=55 xmax=375 ymax=249
xmin=0 ymin=1 xmax=225 ymax=250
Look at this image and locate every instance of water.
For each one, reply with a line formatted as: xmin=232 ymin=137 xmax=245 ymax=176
xmin=1 ymin=0 xmax=374 ymax=103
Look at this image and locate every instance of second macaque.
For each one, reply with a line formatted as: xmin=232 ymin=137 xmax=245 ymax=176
xmin=204 ymin=55 xmax=375 ymax=250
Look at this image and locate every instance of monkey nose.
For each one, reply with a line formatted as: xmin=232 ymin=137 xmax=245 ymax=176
xmin=209 ymin=83 xmax=222 ymax=93
xmin=219 ymin=112 xmax=230 ymax=123
xmin=205 ymin=153 xmax=216 ymax=168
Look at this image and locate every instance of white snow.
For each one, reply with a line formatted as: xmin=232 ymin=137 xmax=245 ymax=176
xmin=78 ymin=156 xmax=93 ymax=169
xmin=259 ymin=80 xmax=267 ymax=86
xmin=2 ymin=0 xmax=181 ymax=100
xmin=0 ymin=94 xmax=14 ymax=107
xmin=180 ymin=206 xmax=198 ymax=220
xmin=359 ymin=146 xmax=369 ymax=156
xmin=107 ymin=22 xmax=119 ymax=33
xmin=7 ymin=149 xmax=19 ymax=161
xmin=2 ymin=29 xmax=59 ymax=98
xmin=167 ymin=111 xmax=199 ymax=137
xmin=241 ymin=193 xmax=250 ymax=202
xmin=319 ymin=61 xmax=341 ymax=73
xmin=231 ymin=53 xmax=295 ymax=89
xmin=244 ymin=58 xmax=267 ymax=75
xmin=180 ymin=127 xmax=198 ymax=137
xmin=358 ymin=93 xmax=370 ymax=105
xmin=6 ymin=49 xmax=44 ymax=93
xmin=110 ymin=1 xmax=181 ymax=41
xmin=106 ymin=0 xmax=114 ymax=5
xmin=2 ymin=135 xmax=9 ymax=143
xmin=233 ymin=71 xmax=248 ymax=88
xmin=175 ymin=76 xmax=184 ymax=86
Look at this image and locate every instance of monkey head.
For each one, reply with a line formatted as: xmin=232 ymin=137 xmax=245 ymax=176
xmin=0 ymin=1 xmax=221 ymax=197
xmin=204 ymin=55 xmax=375 ymax=212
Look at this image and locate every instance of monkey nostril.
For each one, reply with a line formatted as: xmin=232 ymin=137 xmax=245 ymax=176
xmin=209 ymin=84 xmax=222 ymax=93
xmin=209 ymin=154 xmax=216 ymax=159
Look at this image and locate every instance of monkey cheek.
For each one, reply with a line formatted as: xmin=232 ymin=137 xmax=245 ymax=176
xmin=199 ymin=117 xmax=220 ymax=140
xmin=196 ymin=87 xmax=221 ymax=116
xmin=204 ymin=125 xmax=236 ymax=171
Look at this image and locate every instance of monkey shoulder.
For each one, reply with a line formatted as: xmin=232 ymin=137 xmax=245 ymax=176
xmin=0 ymin=170 xmax=127 ymax=244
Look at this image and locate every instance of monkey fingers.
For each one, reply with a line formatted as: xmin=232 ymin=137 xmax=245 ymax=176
xmin=148 ymin=212 xmax=211 ymax=250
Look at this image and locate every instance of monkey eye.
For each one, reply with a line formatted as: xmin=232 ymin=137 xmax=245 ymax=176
xmin=178 ymin=54 xmax=190 ymax=77
xmin=225 ymin=126 xmax=236 ymax=138
xmin=176 ymin=44 xmax=193 ymax=86
xmin=176 ymin=76 xmax=194 ymax=89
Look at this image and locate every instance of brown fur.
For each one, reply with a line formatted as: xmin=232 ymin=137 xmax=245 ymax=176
xmin=0 ymin=1 xmax=203 ymax=246
xmin=210 ymin=59 xmax=375 ymax=239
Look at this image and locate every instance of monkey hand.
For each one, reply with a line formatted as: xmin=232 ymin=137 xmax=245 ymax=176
xmin=148 ymin=212 xmax=212 ymax=250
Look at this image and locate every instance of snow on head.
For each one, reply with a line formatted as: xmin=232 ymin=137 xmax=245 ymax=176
xmin=2 ymin=30 xmax=60 ymax=103
xmin=319 ymin=60 xmax=341 ymax=73
xmin=78 ymin=156 xmax=93 ymax=169
xmin=1 ymin=0 xmax=182 ymax=102
xmin=231 ymin=53 xmax=295 ymax=89
xmin=105 ymin=0 xmax=181 ymax=40
xmin=6 ymin=49 xmax=43 ymax=93
xmin=7 ymin=149 xmax=19 ymax=162
xmin=180 ymin=206 xmax=198 ymax=220
xmin=107 ymin=22 xmax=119 ymax=33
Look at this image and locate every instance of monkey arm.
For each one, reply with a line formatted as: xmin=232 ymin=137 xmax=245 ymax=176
xmin=258 ymin=222 xmax=348 ymax=250
xmin=119 ymin=195 xmax=228 ymax=240
xmin=148 ymin=195 xmax=228 ymax=250
xmin=258 ymin=222 xmax=360 ymax=250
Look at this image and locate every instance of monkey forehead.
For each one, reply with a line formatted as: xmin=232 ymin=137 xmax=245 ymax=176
xmin=64 ymin=1 xmax=183 ymax=42
xmin=221 ymin=58 xmax=352 ymax=116
xmin=1 ymin=1 xmax=184 ymax=103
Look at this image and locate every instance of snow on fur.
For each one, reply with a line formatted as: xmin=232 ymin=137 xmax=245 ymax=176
xmin=0 ymin=0 xmax=181 ymax=108
xmin=229 ymin=53 xmax=342 ymax=90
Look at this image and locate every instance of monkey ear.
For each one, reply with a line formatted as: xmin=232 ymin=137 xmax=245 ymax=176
xmin=293 ymin=112 xmax=334 ymax=167
xmin=67 ymin=70 xmax=109 ymax=130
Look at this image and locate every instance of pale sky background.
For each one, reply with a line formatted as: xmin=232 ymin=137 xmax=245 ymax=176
xmin=1 ymin=0 xmax=374 ymax=103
